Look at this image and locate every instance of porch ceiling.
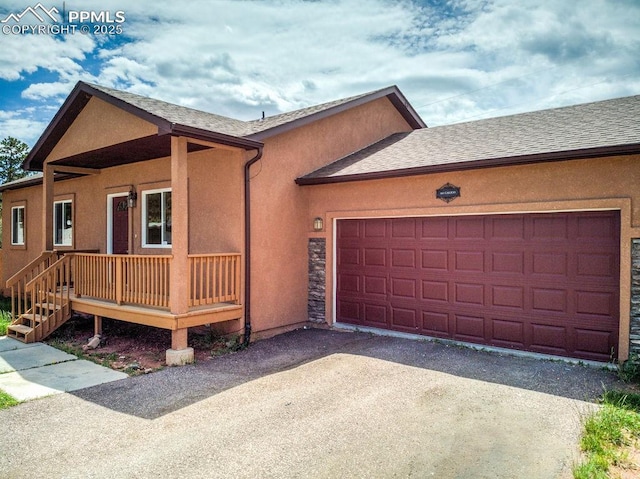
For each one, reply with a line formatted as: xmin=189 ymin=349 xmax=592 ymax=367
xmin=49 ymin=135 xmax=211 ymax=170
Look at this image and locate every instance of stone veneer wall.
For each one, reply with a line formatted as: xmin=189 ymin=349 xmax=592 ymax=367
xmin=630 ymin=239 xmax=640 ymax=359
xmin=308 ymin=238 xmax=326 ymax=323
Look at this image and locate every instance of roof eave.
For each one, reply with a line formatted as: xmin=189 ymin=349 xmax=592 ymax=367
xmin=295 ymin=143 xmax=640 ymax=186
xmin=247 ymin=86 xmax=426 ymax=142
xmin=169 ymin=124 xmax=263 ymax=150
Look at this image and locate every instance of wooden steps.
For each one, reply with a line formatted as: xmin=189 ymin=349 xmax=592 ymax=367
xmin=7 ymin=323 xmax=34 ymax=342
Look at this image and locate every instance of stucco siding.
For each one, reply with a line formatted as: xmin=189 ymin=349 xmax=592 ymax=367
xmin=247 ymin=96 xmax=414 ymax=333
xmin=47 ymin=97 xmax=158 ymax=162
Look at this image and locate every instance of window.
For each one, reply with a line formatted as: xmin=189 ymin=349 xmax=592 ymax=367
xmin=142 ymin=189 xmax=172 ymax=247
xmin=11 ymin=206 xmax=25 ymax=245
xmin=53 ymin=200 xmax=73 ymax=247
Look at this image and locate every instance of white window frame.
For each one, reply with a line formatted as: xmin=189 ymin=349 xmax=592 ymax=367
xmin=142 ymin=188 xmax=172 ymax=248
xmin=11 ymin=205 xmax=25 ymax=246
xmin=53 ymin=199 xmax=73 ymax=247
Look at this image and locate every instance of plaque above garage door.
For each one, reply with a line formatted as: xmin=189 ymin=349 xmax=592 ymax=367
xmin=336 ymin=211 xmax=620 ymax=361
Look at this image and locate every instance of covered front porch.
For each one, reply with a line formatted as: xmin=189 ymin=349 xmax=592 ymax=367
xmin=4 ymin=83 xmax=266 ymax=364
xmin=7 ymin=250 xmax=243 ymax=364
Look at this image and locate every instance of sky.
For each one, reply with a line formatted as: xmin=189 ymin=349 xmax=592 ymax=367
xmin=0 ymin=0 xmax=638 ymax=147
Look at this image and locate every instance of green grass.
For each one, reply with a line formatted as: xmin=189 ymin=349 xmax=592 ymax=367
xmin=0 ymin=295 xmax=12 ymax=336
xmin=574 ymin=391 xmax=640 ymax=478
xmin=0 ymin=390 xmax=19 ymax=409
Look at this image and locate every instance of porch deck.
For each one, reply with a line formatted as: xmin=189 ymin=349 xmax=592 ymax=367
xmin=6 ymin=251 xmax=244 ymax=344
xmin=69 ymin=292 xmax=243 ymax=330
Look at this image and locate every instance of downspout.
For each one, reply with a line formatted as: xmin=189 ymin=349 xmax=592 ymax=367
xmin=243 ymin=146 xmax=263 ymax=347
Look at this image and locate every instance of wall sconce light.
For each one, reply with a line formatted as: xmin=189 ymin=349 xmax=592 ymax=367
xmin=128 ymin=187 xmax=137 ymax=208
xmin=313 ymin=217 xmax=324 ymax=231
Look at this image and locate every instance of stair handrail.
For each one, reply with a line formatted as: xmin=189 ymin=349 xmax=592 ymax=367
xmin=6 ymin=250 xmax=60 ymax=320
xmin=23 ymin=254 xmax=73 ymax=341
xmin=6 ymin=250 xmax=59 ymax=288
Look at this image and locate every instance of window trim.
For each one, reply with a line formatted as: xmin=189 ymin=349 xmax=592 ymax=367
xmin=11 ymin=204 xmax=25 ymax=247
xmin=141 ymin=188 xmax=172 ymax=248
xmin=53 ymin=198 xmax=73 ymax=247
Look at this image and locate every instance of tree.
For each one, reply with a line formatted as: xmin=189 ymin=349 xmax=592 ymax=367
xmin=0 ymin=136 xmax=30 ymax=184
xmin=0 ymin=137 xmax=30 ymax=247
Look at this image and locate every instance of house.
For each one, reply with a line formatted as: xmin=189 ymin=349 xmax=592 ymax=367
xmin=0 ymin=81 xmax=422 ymax=364
xmin=2 ymin=81 xmax=639 ymax=365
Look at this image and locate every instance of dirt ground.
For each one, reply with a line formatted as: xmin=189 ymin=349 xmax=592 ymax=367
xmin=44 ymin=314 xmax=241 ymax=373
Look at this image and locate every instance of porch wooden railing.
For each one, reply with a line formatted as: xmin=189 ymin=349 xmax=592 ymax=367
xmin=74 ymin=253 xmax=241 ymax=310
xmin=188 ymin=253 xmax=241 ymax=307
xmin=5 ymin=250 xmax=59 ymax=320
xmin=74 ymin=253 xmax=172 ymax=309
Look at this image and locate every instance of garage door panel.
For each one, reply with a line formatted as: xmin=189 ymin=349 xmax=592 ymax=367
xmin=422 ymin=250 xmax=448 ymax=270
xmin=363 ymin=303 xmax=388 ymax=326
xmin=422 ymin=311 xmax=450 ymax=335
xmin=530 ymin=323 xmax=567 ymax=352
xmin=338 ymin=247 xmax=360 ymax=266
xmin=391 ymin=307 xmax=418 ymax=331
xmin=391 ymin=278 xmax=417 ymax=298
xmin=455 ymin=251 xmax=484 ymax=272
xmin=577 ymin=253 xmax=617 ymax=278
xmin=454 ymin=283 xmax=485 ymax=305
xmin=422 ymin=280 xmax=449 ymax=302
xmin=532 ymin=252 xmax=568 ymax=276
xmin=420 ymin=217 xmax=448 ymax=239
xmin=337 ymin=300 xmax=361 ymax=323
xmin=532 ymin=216 xmax=569 ymax=240
xmin=336 ymin=212 xmax=619 ymax=361
xmin=391 ymin=218 xmax=416 ymax=238
xmin=364 ymin=248 xmax=386 ymax=267
xmin=391 ymin=249 xmax=417 ymax=268
xmin=338 ymin=273 xmax=361 ymax=294
xmin=454 ymin=314 xmax=486 ymax=341
xmin=491 ymin=318 xmax=525 ymax=347
xmin=577 ymin=214 xmax=617 ymax=239
xmin=491 ymin=252 xmax=525 ymax=274
xmin=573 ymin=329 xmax=615 ymax=358
xmin=364 ymin=219 xmax=386 ymax=238
xmin=364 ymin=276 xmax=387 ymax=296
xmin=490 ymin=216 xmax=525 ymax=240
xmin=575 ymin=290 xmax=617 ymax=316
xmin=454 ymin=217 xmax=485 ymax=239
xmin=491 ymin=285 xmax=525 ymax=309
xmin=531 ymin=288 xmax=568 ymax=313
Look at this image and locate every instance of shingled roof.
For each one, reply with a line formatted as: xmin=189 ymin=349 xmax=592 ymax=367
xmin=296 ymin=94 xmax=640 ymax=185
xmin=23 ymin=82 xmax=425 ymax=171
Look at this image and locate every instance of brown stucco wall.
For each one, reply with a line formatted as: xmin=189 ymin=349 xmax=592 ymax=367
xmin=47 ymin=97 xmax=158 ymax=162
xmin=248 ymin=96 xmax=414 ymax=335
xmin=304 ymin=154 xmax=640 ymax=360
xmin=1 ymin=148 xmax=245 ymax=288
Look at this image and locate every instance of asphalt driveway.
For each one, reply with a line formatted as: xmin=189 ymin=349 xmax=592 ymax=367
xmin=0 ymin=328 xmax=634 ymax=478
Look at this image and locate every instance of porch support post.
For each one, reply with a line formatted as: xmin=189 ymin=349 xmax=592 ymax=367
xmin=94 ymin=315 xmax=102 ymax=336
xmin=42 ymin=163 xmax=54 ymax=251
xmin=170 ymin=136 xmax=189 ymax=315
xmin=167 ymin=328 xmax=193 ymax=365
xmin=167 ymin=136 xmax=193 ymax=366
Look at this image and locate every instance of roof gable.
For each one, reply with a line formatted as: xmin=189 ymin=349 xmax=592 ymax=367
xmin=23 ymin=81 xmax=424 ymax=172
xmin=297 ymin=94 xmax=640 ymax=184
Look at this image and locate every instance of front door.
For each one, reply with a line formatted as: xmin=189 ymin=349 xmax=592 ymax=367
xmin=111 ymin=195 xmax=129 ymax=254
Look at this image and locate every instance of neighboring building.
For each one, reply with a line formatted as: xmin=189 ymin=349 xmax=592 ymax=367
xmin=2 ymin=81 xmax=639 ymax=365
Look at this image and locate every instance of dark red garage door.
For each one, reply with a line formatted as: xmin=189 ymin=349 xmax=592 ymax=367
xmin=336 ymin=212 xmax=620 ymax=361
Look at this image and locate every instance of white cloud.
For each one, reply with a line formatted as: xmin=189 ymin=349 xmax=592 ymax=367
xmin=1 ymin=0 xmax=638 ymax=144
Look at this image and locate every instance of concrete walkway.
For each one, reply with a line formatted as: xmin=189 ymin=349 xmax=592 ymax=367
xmin=0 ymin=336 xmax=127 ymax=401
